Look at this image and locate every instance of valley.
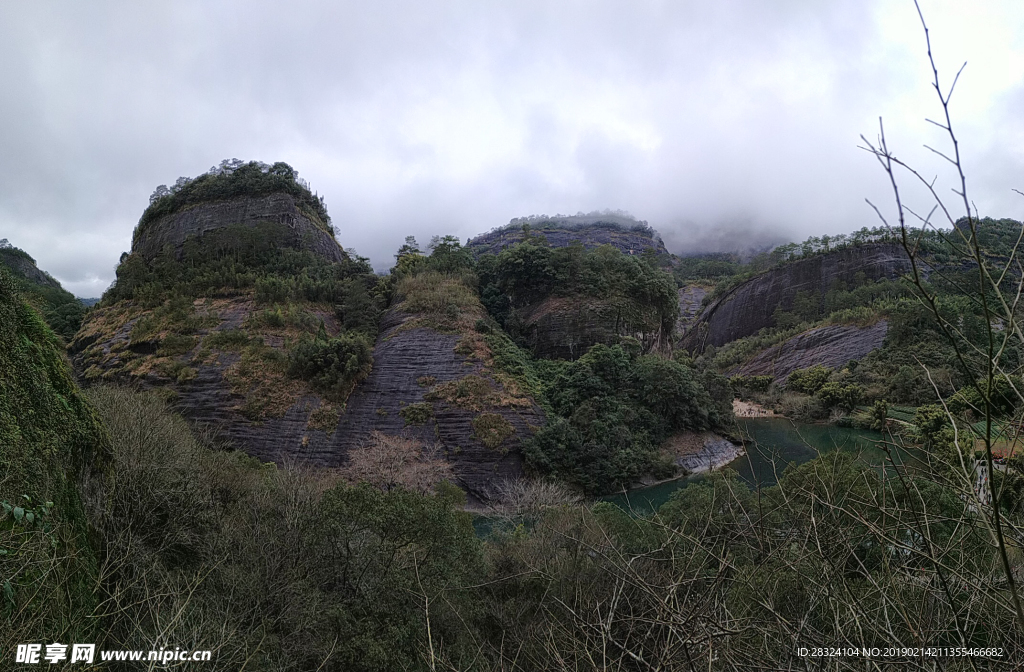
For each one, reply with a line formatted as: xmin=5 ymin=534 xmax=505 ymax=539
xmin=2 ymin=162 xmax=1022 ymax=669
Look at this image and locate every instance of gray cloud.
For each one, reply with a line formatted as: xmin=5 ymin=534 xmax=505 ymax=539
xmin=0 ymin=1 xmax=1022 ymax=296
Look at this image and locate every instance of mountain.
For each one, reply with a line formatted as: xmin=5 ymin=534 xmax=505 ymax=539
xmin=0 ymin=239 xmax=86 ymax=340
xmin=70 ymin=161 xmax=547 ymax=500
xmin=680 ymin=243 xmax=912 ymax=350
xmin=71 ymin=162 xmax=374 ymax=459
xmin=467 ymin=213 xmax=671 ymax=258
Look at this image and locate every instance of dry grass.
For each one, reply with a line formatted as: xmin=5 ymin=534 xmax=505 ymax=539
xmin=307 ymin=403 xmax=341 ymax=433
xmin=342 ymin=431 xmax=453 ymax=494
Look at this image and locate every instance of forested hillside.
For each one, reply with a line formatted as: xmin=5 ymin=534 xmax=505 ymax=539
xmin=0 ymin=239 xmax=86 ymax=340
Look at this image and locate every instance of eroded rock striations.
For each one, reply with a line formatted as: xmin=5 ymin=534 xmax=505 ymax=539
xmin=73 ymin=188 xmax=544 ymax=501
xmin=516 ymin=297 xmax=625 ymax=360
xmin=310 ymin=309 xmax=545 ymax=502
xmin=133 ymin=193 xmax=346 ymax=263
xmin=681 ymin=244 xmax=912 ymax=351
xmin=728 ymin=321 xmax=889 ymax=384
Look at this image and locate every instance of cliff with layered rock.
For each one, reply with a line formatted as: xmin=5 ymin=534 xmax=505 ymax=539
xmin=72 ymin=162 xmax=377 ymax=468
xmin=513 ymin=296 xmax=625 ymax=360
xmin=727 ymin=320 xmax=889 ymax=384
xmin=133 ymin=192 xmax=346 ymax=263
xmin=681 ymin=243 xmax=912 ymax=351
xmin=314 ymin=273 xmax=546 ymax=501
xmin=71 ymin=163 xmax=545 ymax=502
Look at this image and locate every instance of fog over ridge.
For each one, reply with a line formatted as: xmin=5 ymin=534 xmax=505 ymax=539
xmin=1 ymin=1 xmax=1022 ymax=294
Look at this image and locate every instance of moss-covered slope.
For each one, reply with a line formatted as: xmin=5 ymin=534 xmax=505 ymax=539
xmin=0 ymin=266 xmax=109 ymax=647
xmin=0 ymin=242 xmax=86 ymax=340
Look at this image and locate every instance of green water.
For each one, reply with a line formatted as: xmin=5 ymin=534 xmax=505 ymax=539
xmin=603 ymin=418 xmax=916 ymax=513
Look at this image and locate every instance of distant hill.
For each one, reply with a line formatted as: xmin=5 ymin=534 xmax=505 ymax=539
xmin=78 ymin=297 xmax=101 ymax=307
xmin=467 ymin=212 xmax=671 ymax=258
xmin=0 ymin=239 xmax=85 ymax=340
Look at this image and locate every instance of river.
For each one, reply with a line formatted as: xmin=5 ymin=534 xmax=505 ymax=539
xmin=603 ymin=417 xmax=919 ymax=513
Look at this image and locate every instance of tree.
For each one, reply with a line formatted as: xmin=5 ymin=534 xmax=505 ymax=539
xmin=860 ymin=0 xmax=1024 ymax=626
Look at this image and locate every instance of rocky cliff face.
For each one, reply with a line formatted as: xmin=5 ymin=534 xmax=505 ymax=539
xmin=728 ymin=321 xmax=889 ymax=384
xmin=467 ymin=224 xmax=670 ymax=257
xmin=307 ymin=308 xmax=545 ymax=502
xmin=681 ymin=244 xmax=912 ymax=351
xmin=515 ymin=296 xmax=624 ymax=360
xmin=72 ymin=293 xmax=541 ymax=501
xmin=0 ymin=249 xmax=62 ymax=288
xmin=133 ymin=193 xmax=346 ymax=263
xmin=71 ymin=295 xmax=332 ymax=460
xmin=675 ymin=286 xmax=707 ymax=338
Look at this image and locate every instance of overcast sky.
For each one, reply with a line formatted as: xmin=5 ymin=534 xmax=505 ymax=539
xmin=1 ymin=1 xmax=1023 ymax=297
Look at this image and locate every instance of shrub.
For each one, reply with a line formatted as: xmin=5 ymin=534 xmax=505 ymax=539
xmin=816 ymin=382 xmax=863 ymax=412
xmin=472 ymin=412 xmax=515 ymax=449
xmin=287 ymin=334 xmax=373 ymax=402
xmin=425 ymin=375 xmax=500 ymax=411
xmin=204 ymin=328 xmax=251 ymax=350
xmin=307 ymin=404 xmax=340 ymax=433
xmin=156 ymin=333 xmax=198 ymax=356
xmin=787 ymin=365 xmax=832 ymax=395
xmin=730 ymin=374 xmax=774 ymax=394
xmin=399 ymin=402 xmax=433 ymax=425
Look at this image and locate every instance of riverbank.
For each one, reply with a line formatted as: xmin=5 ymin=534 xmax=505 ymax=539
xmin=661 ymin=431 xmax=746 ymax=477
xmin=733 ymin=398 xmax=775 ymax=417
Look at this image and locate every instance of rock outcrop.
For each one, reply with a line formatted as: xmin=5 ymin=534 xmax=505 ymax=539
xmin=133 ymin=193 xmax=346 ymax=263
xmin=516 ymin=296 xmax=625 ymax=360
xmin=71 ymin=296 xmax=335 ymax=462
xmin=0 ymin=248 xmax=62 ymax=288
xmin=727 ymin=320 xmax=889 ymax=384
xmin=681 ymin=244 xmax=912 ymax=351
xmin=307 ymin=309 xmax=545 ymax=502
xmin=676 ymin=285 xmax=707 ymax=337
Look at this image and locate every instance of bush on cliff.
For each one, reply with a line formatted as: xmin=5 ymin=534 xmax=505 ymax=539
xmin=288 ymin=333 xmax=374 ymax=402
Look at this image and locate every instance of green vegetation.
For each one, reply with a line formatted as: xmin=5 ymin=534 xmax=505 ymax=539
xmin=472 ymin=412 xmax=515 ymax=449
xmin=384 ymin=234 xmax=733 ymax=494
xmin=0 ymin=267 xmax=109 ymax=651
xmin=136 ymin=159 xmax=332 ymax=244
xmin=787 ymin=364 xmax=832 ymax=395
xmin=525 ymin=343 xmax=731 ymax=494
xmin=108 ymin=221 xmax=376 ymax=312
xmin=399 ymin=401 xmax=433 ymax=425
xmin=476 ymin=236 xmax=678 ymax=352
xmin=0 ymin=242 xmax=86 ymax=340
xmin=85 ymin=386 xmax=482 ymax=671
xmin=287 ymin=333 xmax=373 ymax=402
xmin=696 ymin=219 xmax=1024 ymax=412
